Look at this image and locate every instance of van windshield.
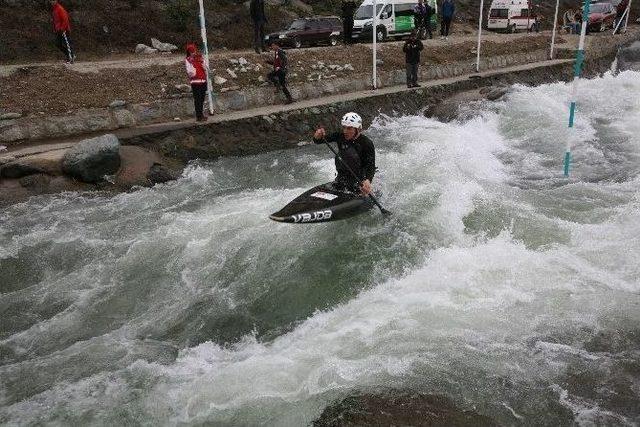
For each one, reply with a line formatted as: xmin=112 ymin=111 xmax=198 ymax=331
xmin=355 ymin=4 xmax=384 ymax=19
xmin=490 ymin=8 xmax=509 ymax=18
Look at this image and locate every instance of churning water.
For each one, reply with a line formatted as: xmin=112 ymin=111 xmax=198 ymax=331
xmin=1 ymin=70 xmax=639 ymax=426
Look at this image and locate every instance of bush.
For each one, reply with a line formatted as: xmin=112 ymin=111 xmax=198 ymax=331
xmin=166 ymin=0 xmax=193 ymax=32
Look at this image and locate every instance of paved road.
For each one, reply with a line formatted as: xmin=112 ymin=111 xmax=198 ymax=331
xmin=1 ymin=30 xmax=571 ymax=77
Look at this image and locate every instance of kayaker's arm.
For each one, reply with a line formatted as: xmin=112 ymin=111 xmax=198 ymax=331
xmin=360 ymin=136 xmax=376 ymax=182
xmin=313 ymin=128 xmax=341 ymax=144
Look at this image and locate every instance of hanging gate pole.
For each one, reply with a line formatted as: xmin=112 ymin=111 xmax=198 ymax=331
xmin=475 ymin=0 xmax=484 ymax=72
xmin=198 ymin=0 xmax=215 ymax=115
xmin=564 ymin=0 xmax=590 ymax=177
xmin=373 ymin=0 xmax=378 ymax=89
xmin=550 ymin=0 xmax=560 ymax=59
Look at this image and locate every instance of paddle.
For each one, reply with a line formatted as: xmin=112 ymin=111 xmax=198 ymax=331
xmin=321 ymin=138 xmax=391 ymax=217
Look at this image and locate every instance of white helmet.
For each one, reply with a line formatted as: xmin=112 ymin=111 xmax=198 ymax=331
xmin=341 ymin=112 xmax=362 ymax=129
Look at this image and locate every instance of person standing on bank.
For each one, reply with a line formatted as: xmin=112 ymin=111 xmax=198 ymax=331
xmin=250 ymin=0 xmax=267 ymax=53
xmin=413 ymin=0 xmax=428 ymax=39
xmin=403 ymin=30 xmax=423 ymax=88
xmin=342 ymin=0 xmax=358 ymax=44
xmin=424 ymin=0 xmax=435 ymax=39
xmin=50 ymin=0 xmax=75 ymax=63
xmin=185 ymin=43 xmax=209 ymax=122
xmin=266 ymin=42 xmax=293 ymax=104
xmin=440 ymin=0 xmax=455 ymax=40
xmin=313 ymin=112 xmax=376 ymax=196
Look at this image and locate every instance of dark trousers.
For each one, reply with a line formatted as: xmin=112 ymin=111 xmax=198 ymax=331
xmin=191 ymin=83 xmax=207 ymax=120
xmin=267 ymin=69 xmax=293 ymax=101
xmin=343 ymin=17 xmax=354 ymax=43
xmin=424 ymin=17 xmax=433 ymax=38
xmin=55 ymin=31 xmax=74 ymax=62
xmin=441 ymin=17 xmax=452 ymax=36
xmin=406 ymin=62 xmax=419 ymax=87
xmin=253 ymin=21 xmax=266 ymax=53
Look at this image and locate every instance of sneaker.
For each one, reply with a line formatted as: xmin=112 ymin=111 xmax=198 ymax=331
xmin=413 ymin=83 xmax=422 ymax=87
xmin=445 ymin=36 xmax=449 ymax=41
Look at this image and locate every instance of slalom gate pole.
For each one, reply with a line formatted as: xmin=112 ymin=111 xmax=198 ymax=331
xmin=550 ymin=0 xmax=560 ymax=59
xmin=612 ymin=6 xmax=629 ymax=34
xmin=198 ymin=0 xmax=215 ymax=115
xmin=475 ymin=0 xmax=484 ymax=72
xmin=373 ymin=0 xmax=378 ymax=89
xmin=565 ymin=0 xmax=590 ymax=177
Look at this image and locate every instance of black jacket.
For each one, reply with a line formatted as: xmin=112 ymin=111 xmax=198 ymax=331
xmin=403 ymin=39 xmax=423 ymax=64
xmin=250 ymin=0 xmax=267 ymax=23
xmin=314 ymin=131 xmax=376 ymax=185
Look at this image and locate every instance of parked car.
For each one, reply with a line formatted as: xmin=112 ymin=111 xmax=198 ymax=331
xmin=587 ymin=2 xmax=616 ymax=31
xmin=264 ymin=17 xmax=342 ymax=49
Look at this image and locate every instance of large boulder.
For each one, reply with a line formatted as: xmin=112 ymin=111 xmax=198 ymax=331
xmin=62 ymin=134 xmax=121 ymax=183
xmin=0 ymin=161 xmax=45 ymax=179
xmin=151 ymin=38 xmax=178 ymax=52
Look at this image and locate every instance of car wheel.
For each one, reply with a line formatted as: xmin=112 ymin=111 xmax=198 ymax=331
xmin=376 ymin=26 xmax=387 ymax=42
xmin=329 ymin=35 xmax=338 ymax=46
xmin=293 ymin=37 xmax=302 ymax=49
xmin=508 ymin=23 xmax=516 ymax=33
xmin=600 ymin=21 xmax=606 ymax=32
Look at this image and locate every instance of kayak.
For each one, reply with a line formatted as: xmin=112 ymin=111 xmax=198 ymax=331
xmin=270 ymin=182 xmax=374 ymax=223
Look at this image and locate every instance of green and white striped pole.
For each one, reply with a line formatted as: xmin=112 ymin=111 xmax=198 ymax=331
xmin=198 ymin=0 xmax=215 ymax=115
xmin=565 ymin=0 xmax=590 ymax=176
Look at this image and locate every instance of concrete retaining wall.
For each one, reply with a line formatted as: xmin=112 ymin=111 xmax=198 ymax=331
xmin=2 ymin=30 xmax=637 ymax=146
xmin=120 ymin=51 xmax=620 ymax=162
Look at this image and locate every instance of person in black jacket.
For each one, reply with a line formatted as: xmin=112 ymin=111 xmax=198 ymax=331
xmin=250 ymin=0 xmax=267 ymax=53
xmin=342 ymin=0 xmax=358 ymax=44
xmin=424 ymin=1 xmax=434 ymax=39
xmin=313 ymin=112 xmax=376 ymax=195
xmin=403 ymin=30 xmax=423 ymax=88
xmin=266 ymin=42 xmax=293 ymax=104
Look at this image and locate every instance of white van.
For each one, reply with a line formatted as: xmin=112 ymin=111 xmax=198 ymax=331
xmin=351 ymin=0 xmax=438 ymax=42
xmin=487 ymin=0 xmax=539 ymax=33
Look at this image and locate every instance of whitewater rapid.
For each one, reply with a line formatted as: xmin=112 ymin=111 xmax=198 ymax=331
xmin=1 ymin=70 xmax=639 ymax=426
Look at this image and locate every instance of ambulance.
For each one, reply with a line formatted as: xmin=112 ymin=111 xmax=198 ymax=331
xmin=487 ymin=0 xmax=539 ymax=33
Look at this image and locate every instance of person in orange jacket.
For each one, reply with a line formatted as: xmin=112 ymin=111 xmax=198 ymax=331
xmin=185 ymin=43 xmax=209 ymax=122
xmin=50 ymin=0 xmax=75 ymax=63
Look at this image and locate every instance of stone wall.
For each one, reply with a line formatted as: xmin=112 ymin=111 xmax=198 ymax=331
xmin=2 ymin=30 xmax=638 ymax=147
xmin=121 ymin=51 xmax=620 ymax=162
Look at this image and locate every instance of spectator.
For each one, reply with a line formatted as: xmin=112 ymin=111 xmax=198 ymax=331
xmin=184 ymin=43 xmax=209 ymax=122
xmin=614 ymin=0 xmax=629 ymax=34
xmin=403 ymin=30 xmax=423 ymax=88
xmin=266 ymin=42 xmax=293 ymax=104
xmin=425 ymin=0 xmax=435 ymax=39
xmin=413 ymin=0 xmax=428 ymax=40
xmin=250 ymin=0 xmax=267 ymax=54
xmin=50 ymin=0 xmax=75 ymax=63
xmin=440 ymin=0 xmax=455 ymax=40
xmin=342 ymin=0 xmax=358 ymax=44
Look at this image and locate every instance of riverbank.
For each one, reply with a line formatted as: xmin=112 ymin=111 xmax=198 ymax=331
xmin=1 ymin=29 xmax=639 ymax=208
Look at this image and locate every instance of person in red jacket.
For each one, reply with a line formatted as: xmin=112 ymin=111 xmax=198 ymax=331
xmin=185 ymin=43 xmax=209 ymax=122
xmin=50 ymin=0 xmax=75 ymax=63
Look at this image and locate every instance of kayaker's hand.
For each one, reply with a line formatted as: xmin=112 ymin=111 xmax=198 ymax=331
xmin=314 ymin=128 xmax=326 ymax=140
xmin=360 ymin=179 xmax=372 ymax=196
